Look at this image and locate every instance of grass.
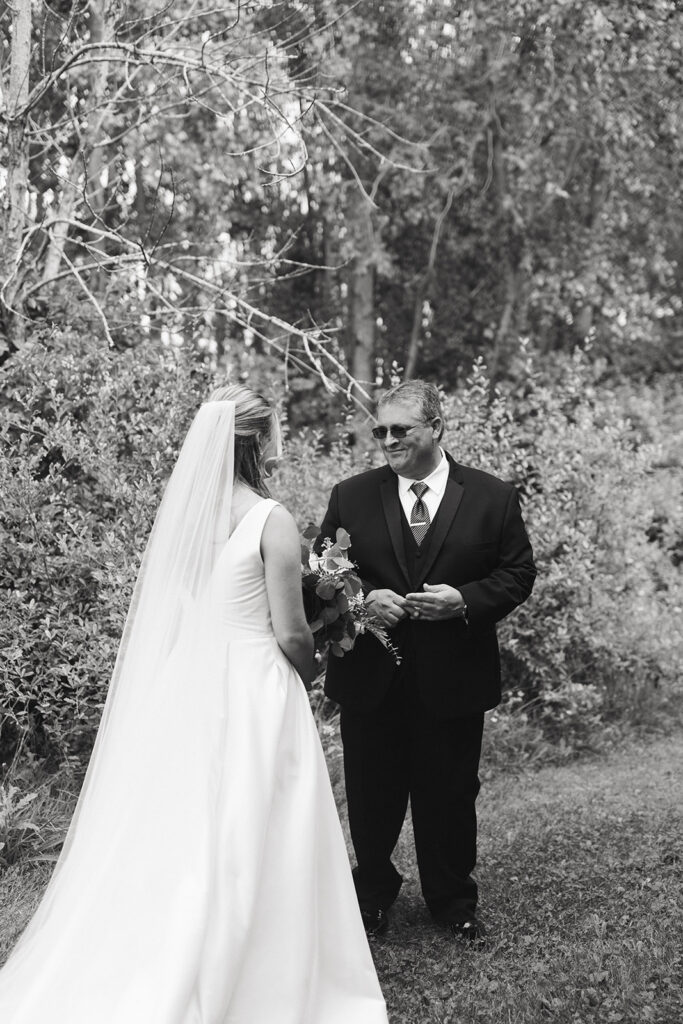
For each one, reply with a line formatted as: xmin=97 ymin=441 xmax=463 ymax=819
xmin=0 ymin=862 xmax=52 ymax=963
xmin=1 ymin=732 xmax=682 ymax=1023
xmin=367 ymin=731 xmax=683 ymax=1024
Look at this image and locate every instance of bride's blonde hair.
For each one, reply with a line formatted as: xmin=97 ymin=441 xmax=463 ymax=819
xmin=208 ymin=383 xmax=281 ymax=497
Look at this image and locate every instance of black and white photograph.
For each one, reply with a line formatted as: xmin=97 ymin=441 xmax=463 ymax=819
xmin=1 ymin=2 xmax=682 ymax=1022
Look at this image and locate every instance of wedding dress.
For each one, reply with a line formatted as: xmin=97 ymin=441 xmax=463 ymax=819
xmin=0 ymin=403 xmax=388 ymax=1023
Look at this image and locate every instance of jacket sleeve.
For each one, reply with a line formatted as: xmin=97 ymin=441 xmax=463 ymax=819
xmin=458 ymin=487 xmax=536 ymax=630
xmin=315 ymin=483 xmax=378 ymax=597
xmin=314 ymin=484 xmax=341 ymax=555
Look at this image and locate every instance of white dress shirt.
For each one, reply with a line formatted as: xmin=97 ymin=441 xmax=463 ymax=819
xmin=397 ymin=448 xmax=449 ymax=526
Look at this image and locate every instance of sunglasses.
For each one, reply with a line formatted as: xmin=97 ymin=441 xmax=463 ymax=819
xmin=371 ymin=422 xmax=430 ymax=440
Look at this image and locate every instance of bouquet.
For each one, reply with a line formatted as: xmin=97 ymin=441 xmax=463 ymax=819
xmin=301 ymin=526 xmax=400 ymax=662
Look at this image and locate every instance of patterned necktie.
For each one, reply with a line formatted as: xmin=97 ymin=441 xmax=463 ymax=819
xmin=410 ymin=482 xmax=430 ymax=545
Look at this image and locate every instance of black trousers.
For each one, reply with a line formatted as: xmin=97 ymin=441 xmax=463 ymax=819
xmin=339 ymin=662 xmax=484 ymax=924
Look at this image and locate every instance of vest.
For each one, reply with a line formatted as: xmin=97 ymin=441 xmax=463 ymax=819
xmin=400 ymin=500 xmax=443 ymax=589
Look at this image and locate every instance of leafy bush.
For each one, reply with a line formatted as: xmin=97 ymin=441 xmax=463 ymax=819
xmin=1 ymin=332 xmax=680 ymax=778
xmin=0 ymin=333 xmax=211 ymax=767
xmin=0 ymin=332 xmax=354 ymax=770
xmin=442 ymin=344 xmax=682 ymax=747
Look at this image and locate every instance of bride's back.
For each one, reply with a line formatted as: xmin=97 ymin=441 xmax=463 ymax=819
xmin=212 ymin=497 xmax=279 ymax=639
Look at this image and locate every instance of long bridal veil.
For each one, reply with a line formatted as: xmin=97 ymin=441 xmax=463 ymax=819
xmin=1 ymin=400 xmax=238 ymax=994
xmin=1 ymin=396 xmax=390 ymax=1024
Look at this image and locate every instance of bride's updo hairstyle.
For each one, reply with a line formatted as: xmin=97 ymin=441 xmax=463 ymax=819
xmin=208 ymin=383 xmax=280 ymax=497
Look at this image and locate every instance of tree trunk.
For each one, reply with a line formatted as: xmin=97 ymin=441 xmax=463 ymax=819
xmin=320 ymin=200 xmax=335 ymax=315
xmin=404 ymin=188 xmax=455 ymax=379
xmin=346 ymin=187 xmax=375 ymax=387
xmin=491 ymin=258 xmax=521 ymax=377
xmin=573 ymin=157 xmax=606 ymax=343
xmin=488 ymin=115 xmax=524 ymax=381
xmin=1 ymin=0 xmax=32 ymax=354
xmin=405 ymin=285 xmax=428 ymax=382
xmin=575 ymin=303 xmax=594 ymax=339
xmin=41 ymin=160 xmax=80 ymax=286
xmin=41 ymin=0 xmax=112 ymax=295
xmin=84 ymin=0 xmax=109 ymax=211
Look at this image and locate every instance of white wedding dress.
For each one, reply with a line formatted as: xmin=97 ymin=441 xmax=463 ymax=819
xmin=0 ymin=499 xmax=388 ymax=1024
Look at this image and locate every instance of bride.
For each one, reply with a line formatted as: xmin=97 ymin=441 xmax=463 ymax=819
xmin=0 ymin=384 xmax=388 ymax=1024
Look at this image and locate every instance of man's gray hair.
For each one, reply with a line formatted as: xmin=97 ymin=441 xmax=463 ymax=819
xmin=377 ymin=380 xmax=444 ymax=440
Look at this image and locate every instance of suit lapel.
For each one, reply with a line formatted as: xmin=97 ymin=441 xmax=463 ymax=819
xmin=380 ymin=474 xmax=411 ymax=588
xmin=413 ymin=467 xmax=465 ymax=591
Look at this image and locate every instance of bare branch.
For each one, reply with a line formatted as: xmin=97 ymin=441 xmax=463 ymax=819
xmin=60 ymin=249 xmax=115 ymax=347
xmin=17 ymin=40 xmax=293 ymax=119
xmin=315 ymin=101 xmax=429 ymax=175
xmin=325 ymin=97 xmax=431 ymax=153
xmin=21 ymin=253 xmax=142 ymax=302
xmin=316 ymin=113 xmax=378 ymax=208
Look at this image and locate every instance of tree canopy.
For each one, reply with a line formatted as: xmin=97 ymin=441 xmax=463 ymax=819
xmin=2 ymin=0 xmax=681 ymax=397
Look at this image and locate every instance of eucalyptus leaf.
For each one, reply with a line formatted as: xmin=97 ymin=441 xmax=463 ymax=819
xmin=335 ymin=528 xmax=351 ymax=549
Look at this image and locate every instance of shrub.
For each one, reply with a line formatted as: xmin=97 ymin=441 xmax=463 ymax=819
xmin=0 ymin=332 xmax=210 ymax=767
xmin=442 ymin=345 xmax=682 ymax=746
xmin=0 ymin=332 xmax=359 ymax=769
xmin=0 ymin=331 xmax=680 ymax=776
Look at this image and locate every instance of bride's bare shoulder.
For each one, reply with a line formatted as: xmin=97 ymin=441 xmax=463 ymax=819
xmin=261 ymin=503 xmax=300 ymax=554
xmin=263 ymin=501 xmax=297 ymax=532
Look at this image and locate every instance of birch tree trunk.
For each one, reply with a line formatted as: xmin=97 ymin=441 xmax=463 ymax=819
xmin=41 ymin=0 xmax=112 ymax=293
xmin=405 ymin=188 xmax=455 ymax=380
xmin=1 ymin=0 xmax=32 ymax=353
xmin=489 ymin=112 xmax=525 ymax=382
xmin=573 ymin=157 xmax=608 ymax=342
xmin=346 ymin=187 xmax=375 ymax=388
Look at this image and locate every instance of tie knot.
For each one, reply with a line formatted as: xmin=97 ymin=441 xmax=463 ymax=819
xmin=411 ymin=482 xmax=428 ymax=499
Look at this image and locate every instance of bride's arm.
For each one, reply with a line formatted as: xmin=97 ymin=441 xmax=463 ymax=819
xmin=262 ymin=505 xmax=315 ymax=686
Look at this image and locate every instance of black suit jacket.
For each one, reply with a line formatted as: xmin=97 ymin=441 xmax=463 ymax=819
xmin=317 ymin=454 xmax=536 ymax=718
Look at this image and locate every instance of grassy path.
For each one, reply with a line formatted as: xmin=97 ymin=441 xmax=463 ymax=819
xmin=370 ymin=732 xmax=683 ymax=1024
xmin=1 ymin=733 xmax=682 ymax=1022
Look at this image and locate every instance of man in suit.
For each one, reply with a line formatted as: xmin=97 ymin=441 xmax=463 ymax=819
xmin=316 ymin=380 xmax=536 ymax=942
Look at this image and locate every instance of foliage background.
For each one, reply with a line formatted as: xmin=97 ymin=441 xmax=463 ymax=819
xmin=1 ymin=332 xmax=681 ymax=787
xmin=1 ymin=0 xmax=682 ymax=866
xmin=2 ymin=1 xmax=682 ymax=394
xmin=1 ymin=11 xmax=682 ymax=1023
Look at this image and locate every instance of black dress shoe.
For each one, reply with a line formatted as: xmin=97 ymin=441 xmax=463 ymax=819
xmin=361 ymin=908 xmax=389 ymax=937
xmin=447 ymin=915 xmax=487 ymax=945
